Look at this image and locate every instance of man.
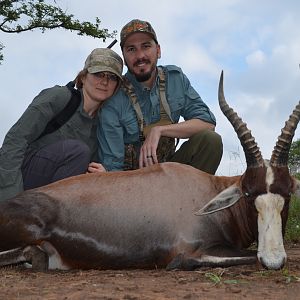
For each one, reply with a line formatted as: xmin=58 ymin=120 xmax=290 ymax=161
xmin=98 ymin=19 xmax=222 ymax=174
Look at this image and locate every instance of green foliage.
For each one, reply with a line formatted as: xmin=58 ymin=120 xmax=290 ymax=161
xmin=285 ymin=195 xmax=300 ymax=243
xmin=0 ymin=0 xmax=116 ymax=63
xmin=288 ymin=139 xmax=300 ymax=174
xmin=282 ymin=268 xmax=300 ymax=283
xmin=0 ymin=42 xmax=3 ymax=63
xmin=205 ymin=272 xmax=222 ymax=284
xmin=204 ymin=270 xmax=247 ymax=285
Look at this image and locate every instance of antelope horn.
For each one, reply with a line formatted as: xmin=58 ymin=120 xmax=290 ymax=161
xmin=218 ymin=71 xmax=264 ymax=168
xmin=270 ymin=101 xmax=300 ymax=166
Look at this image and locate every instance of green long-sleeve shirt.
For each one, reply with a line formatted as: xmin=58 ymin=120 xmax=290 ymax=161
xmin=0 ymin=85 xmax=98 ymax=201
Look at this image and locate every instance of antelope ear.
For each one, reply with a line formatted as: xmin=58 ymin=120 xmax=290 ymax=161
xmin=195 ymin=185 xmax=242 ymax=216
xmin=292 ymin=177 xmax=300 ymax=198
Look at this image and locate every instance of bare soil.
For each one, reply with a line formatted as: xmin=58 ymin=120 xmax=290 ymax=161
xmin=1 ymin=244 xmax=300 ymax=300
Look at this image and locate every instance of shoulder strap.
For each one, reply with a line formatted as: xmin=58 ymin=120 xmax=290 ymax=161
xmin=157 ymin=67 xmax=173 ymax=122
xmin=38 ymin=81 xmax=81 ymax=139
xmin=122 ymin=69 xmax=174 ymax=141
xmin=122 ymin=77 xmax=145 ymax=141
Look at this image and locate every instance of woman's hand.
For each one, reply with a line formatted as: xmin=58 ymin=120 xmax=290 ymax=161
xmin=87 ymin=162 xmax=106 ymax=173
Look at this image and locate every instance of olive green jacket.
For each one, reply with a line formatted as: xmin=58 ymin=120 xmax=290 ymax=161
xmin=0 ymin=85 xmax=99 ymax=201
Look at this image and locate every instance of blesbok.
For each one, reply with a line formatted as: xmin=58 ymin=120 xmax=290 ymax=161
xmin=0 ymin=71 xmax=299 ymax=271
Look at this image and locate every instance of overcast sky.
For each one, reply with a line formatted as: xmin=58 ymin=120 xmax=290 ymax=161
xmin=1 ymin=0 xmax=300 ymax=175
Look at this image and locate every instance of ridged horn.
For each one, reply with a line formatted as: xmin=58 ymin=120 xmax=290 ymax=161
xmin=270 ymin=101 xmax=300 ymax=166
xmin=218 ymin=71 xmax=264 ymax=168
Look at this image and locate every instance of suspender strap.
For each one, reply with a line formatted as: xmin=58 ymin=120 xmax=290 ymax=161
xmin=157 ymin=67 xmax=179 ymax=148
xmin=122 ymin=68 xmax=178 ymax=169
xmin=157 ymin=67 xmax=173 ymax=122
xmin=122 ymin=67 xmax=173 ymax=141
xmin=122 ymin=77 xmax=145 ymax=141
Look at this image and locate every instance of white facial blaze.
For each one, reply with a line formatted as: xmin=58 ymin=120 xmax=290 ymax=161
xmin=255 ymin=165 xmax=287 ymax=269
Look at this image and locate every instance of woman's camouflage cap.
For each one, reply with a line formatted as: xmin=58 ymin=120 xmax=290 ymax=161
xmin=120 ymin=19 xmax=158 ymax=48
xmin=84 ymin=48 xmax=123 ymax=80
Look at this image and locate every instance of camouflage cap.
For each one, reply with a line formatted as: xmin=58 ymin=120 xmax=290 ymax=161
xmin=120 ymin=19 xmax=158 ymax=48
xmin=84 ymin=48 xmax=123 ymax=80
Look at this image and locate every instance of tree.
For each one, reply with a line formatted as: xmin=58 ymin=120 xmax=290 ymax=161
xmin=288 ymin=139 xmax=300 ymax=175
xmin=0 ymin=42 xmax=3 ymax=62
xmin=0 ymin=0 xmax=116 ymax=64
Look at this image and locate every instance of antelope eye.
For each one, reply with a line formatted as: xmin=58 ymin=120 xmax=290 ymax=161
xmin=244 ymin=192 xmax=250 ymax=197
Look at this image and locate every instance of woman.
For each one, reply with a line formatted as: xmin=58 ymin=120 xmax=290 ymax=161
xmin=0 ymin=48 xmax=123 ymax=201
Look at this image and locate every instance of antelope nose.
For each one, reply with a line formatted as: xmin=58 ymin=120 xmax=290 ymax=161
xmin=259 ymin=256 xmax=286 ymax=270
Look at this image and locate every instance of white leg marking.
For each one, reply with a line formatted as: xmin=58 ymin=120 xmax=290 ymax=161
xmin=199 ymin=255 xmax=256 ymax=266
xmin=39 ymin=242 xmax=70 ymax=270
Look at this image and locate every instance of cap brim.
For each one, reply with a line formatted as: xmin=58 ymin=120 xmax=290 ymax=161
xmin=121 ymin=32 xmax=157 ymax=47
xmin=87 ymin=66 xmax=123 ymax=80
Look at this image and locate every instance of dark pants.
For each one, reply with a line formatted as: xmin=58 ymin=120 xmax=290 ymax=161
xmin=169 ymin=130 xmax=223 ymax=174
xmin=22 ymin=139 xmax=91 ymax=190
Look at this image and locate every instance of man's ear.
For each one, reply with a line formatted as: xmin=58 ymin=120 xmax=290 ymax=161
xmin=157 ymin=44 xmax=161 ymax=59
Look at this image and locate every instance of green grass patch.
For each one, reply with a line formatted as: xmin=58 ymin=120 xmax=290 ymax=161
xmin=204 ymin=270 xmax=248 ymax=285
xmin=285 ymin=195 xmax=300 ymax=243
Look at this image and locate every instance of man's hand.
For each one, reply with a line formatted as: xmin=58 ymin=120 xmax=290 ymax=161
xmin=139 ymin=126 xmax=161 ymax=168
xmin=87 ymin=162 xmax=106 ymax=173
xmin=138 ymin=119 xmax=214 ymax=169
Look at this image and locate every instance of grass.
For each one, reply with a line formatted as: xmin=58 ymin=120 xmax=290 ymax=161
xmin=203 ymin=267 xmax=300 ymax=286
xmin=285 ymin=195 xmax=300 ymax=243
xmin=204 ymin=270 xmax=248 ymax=285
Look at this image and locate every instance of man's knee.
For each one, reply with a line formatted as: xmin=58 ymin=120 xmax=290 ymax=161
xmin=188 ymin=129 xmax=223 ymax=174
xmin=190 ymin=130 xmax=223 ymax=153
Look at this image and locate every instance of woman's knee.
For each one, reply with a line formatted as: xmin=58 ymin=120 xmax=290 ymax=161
xmin=53 ymin=140 xmax=91 ymax=181
xmin=63 ymin=139 xmax=91 ymax=166
xmin=64 ymin=139 xmax=90 ymax=157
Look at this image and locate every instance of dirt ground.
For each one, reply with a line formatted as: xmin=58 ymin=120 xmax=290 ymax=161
xmin=1 ymin=244 xmax=300 ymax=300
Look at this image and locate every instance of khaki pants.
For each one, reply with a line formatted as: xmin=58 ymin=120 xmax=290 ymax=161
xmin=168 ymin=130 xmax=223 ymax=175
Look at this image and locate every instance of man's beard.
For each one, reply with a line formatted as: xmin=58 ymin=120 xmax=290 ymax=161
xmin=135 ymin=71 xmax=152 ymax=82
xmin=129 ymin=59 xmax=156 ymax=82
